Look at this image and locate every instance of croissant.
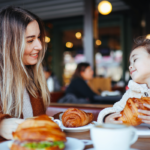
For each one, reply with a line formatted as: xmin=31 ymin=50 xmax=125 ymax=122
xmin=13 ymin=115 xmax=66 ymax=142
xmin=62 ymin=108 xmax=94 ymax=127
xmin=117 ymin=97 xmax=150 ymax=126
xmin=11 ymin=115 xmax=66 ymax=150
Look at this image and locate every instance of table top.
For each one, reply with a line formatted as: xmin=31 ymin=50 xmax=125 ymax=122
xmin=65 ymin=130 xmax=150 ymax=150
xmin=50 ymin=103 xmax=113 ymax=108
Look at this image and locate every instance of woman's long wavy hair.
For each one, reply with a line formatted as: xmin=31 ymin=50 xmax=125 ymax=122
xmin=0 ymin=6 xmax=50 ymax=117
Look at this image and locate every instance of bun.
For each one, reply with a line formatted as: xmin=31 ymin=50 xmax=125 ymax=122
xmin=16 ymin=115 xmax=60 ymax=132
xmin=10 ymin=115 xmax=66 ymax=150
xmin=117 ymin=97 xmax=150 ymax=126
xmin=13 ymin=115 xmax=66 ymax=142
xmin=62 ymin=108 xmax=94 ymax=127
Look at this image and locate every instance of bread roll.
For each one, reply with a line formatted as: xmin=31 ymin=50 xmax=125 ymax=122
xmin=62 ymin=108 xmax=94 ymax=127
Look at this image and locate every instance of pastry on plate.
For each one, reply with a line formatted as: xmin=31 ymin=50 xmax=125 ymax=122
xmin=62 ymin=108 xmax=94 ymax=128
xmin=10 ymin=115 xmax=67 ymax=150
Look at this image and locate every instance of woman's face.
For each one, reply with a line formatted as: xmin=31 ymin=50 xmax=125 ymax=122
xmin=129 ymin=47 xmax=150 ymax=84
xmin=23 ymin=20 xmax=42 ymax=65
xmin=80 ymin=66 xmax=93 ymax=80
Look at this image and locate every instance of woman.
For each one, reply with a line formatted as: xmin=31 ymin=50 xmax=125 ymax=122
xmin=65 ymin=62 xmax=97 ymax=103
xmin=0 ymin=6 xmax=50 ymax=140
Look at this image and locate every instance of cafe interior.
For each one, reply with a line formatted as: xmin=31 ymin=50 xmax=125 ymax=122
xmin=0 ymin=0 xmax=150 ymax=150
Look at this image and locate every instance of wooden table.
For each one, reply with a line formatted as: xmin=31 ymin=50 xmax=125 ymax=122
xmin=65 ymin=130 xmax=150 ymax=150
xmin=50 ymin=103 xmax=113 ymax=108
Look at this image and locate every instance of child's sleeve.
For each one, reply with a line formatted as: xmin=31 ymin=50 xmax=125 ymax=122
xmin=97 ymin=89 xmax=130 ymax=124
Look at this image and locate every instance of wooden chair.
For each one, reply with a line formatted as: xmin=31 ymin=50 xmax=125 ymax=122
xmin=50 ymin=91 xmax=65 ymax=103
xmin=87 ymin=77 xmax=111 ymax=95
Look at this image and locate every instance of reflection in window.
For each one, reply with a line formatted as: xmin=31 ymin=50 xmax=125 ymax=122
xmin=95 ymin=26 xmax=122 ymax=82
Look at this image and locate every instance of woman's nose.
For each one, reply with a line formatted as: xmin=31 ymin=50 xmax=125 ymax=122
xmin=34 ymin=39 xmax=42 ymax=50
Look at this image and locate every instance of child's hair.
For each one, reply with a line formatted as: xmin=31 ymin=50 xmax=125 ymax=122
xmin=131 ymin=36 xmax=150 ymax=54
xmin=0 ymin=6 xmax=50 ymax=117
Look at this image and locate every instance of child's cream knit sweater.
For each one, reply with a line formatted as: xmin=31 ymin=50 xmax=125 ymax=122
xmin=97 ymin=80 xmax=150 ymax=124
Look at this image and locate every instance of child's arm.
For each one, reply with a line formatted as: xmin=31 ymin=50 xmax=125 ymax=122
xmin=97 ymin=90 xmax=130 ymax=124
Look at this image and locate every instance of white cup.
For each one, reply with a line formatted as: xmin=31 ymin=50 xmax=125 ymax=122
xmin=90 ymin=123 xmax=138 ymax=150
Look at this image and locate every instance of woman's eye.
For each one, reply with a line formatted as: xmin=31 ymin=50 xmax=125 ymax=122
xmin=27 ymin=40 xmax=33 ymax=43
xmin=38 ymin=36 xmax=41 ymax=39
xmin=134 ymin=59 xmax=137 ymax=62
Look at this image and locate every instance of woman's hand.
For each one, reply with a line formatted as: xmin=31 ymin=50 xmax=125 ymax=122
xmin=0 ymin=118 xmax=24 ymax=139
xmin=138 ymin=103 xmax=150 ymax=124
xmin=105 ymin=112 xmax=122 ymax=124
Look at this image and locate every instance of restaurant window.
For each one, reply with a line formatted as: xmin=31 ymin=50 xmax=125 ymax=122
xmin=62 ymin=30 xmax=84 ymax=86
xmin=62 ymin=26 xmax=122 ymax=86
xmin=95 ymin=26 xmax=122 ymax=82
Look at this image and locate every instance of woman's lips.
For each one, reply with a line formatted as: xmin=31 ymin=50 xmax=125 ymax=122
xmin=30 ymin=53 xmax=38 ymax=59
xmin=130 ymin=70 xmax=136 ymax=75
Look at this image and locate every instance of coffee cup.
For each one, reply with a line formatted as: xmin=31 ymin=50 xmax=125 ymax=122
xmin=90 ymin=123 xmax=138 ymax=150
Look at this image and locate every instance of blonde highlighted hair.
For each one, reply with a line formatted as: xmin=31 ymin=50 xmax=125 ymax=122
xmin=0 ymin=6 xmax=50 ymax=117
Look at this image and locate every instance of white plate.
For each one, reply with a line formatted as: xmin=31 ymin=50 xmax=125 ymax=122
xmin=0 ymin=137 xmax=85 ymax=150
xmin=61 ymin=123 xmax=94 ymax=132
xmin=59 ymin=113 xmax=94 ymax=132
xmin=134 ymin=123 xmax=150 ymax=138
xmin=86 ymin=148 xmax=138 ymax=150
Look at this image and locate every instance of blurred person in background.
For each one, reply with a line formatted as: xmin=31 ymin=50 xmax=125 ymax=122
xmin=59 ymin=62 xmax=97 ymax=103
xmin=44 ymin=67 xmax=61 ymax=92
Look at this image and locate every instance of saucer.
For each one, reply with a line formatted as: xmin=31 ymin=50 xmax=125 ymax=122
xmin=135 ymin=123 xmax=150 ymax=138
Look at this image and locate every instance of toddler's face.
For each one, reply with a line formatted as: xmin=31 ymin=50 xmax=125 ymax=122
xmin=129 ymin=47 xmax=150 ymax=84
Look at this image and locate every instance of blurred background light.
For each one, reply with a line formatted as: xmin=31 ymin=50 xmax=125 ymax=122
xmin=96 ymin=39 xmax=102 ymax=46
xmin=66 ymin=42 xmax=73 ymax=48
xmin=75 ymin=32 xmax=82 ymax=39
xmin=45 ymin=36 xmax=50 ymax=43
xmin=146 ymin=34 xmax=150 ymax=39
xmin=98 ymin=0 xmax=112 ymax=15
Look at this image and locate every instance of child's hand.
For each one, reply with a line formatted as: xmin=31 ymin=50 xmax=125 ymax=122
xmin=138 ymin=103 xmax=150 ymax=124
xmin=105 ymin=112 xmax=122 ymax=124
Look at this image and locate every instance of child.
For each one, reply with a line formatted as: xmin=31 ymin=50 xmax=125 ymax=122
xmin=97 ymin=37 xmax=150 ymax=125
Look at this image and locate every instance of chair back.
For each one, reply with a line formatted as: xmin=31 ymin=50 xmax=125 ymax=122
xmin=87 ymin=77 xmax=111 ymax=94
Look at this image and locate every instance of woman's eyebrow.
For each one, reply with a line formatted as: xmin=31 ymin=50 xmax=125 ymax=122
xmin=26 ymin=35 xmax=35 ymax=38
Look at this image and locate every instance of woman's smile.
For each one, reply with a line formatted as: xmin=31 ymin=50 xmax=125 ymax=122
xmin=30 ymin=53 xmax=39 ymax=59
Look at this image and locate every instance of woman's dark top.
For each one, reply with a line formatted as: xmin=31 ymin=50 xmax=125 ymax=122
xmin=66 ymin=77 xmax=97 ymax=102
